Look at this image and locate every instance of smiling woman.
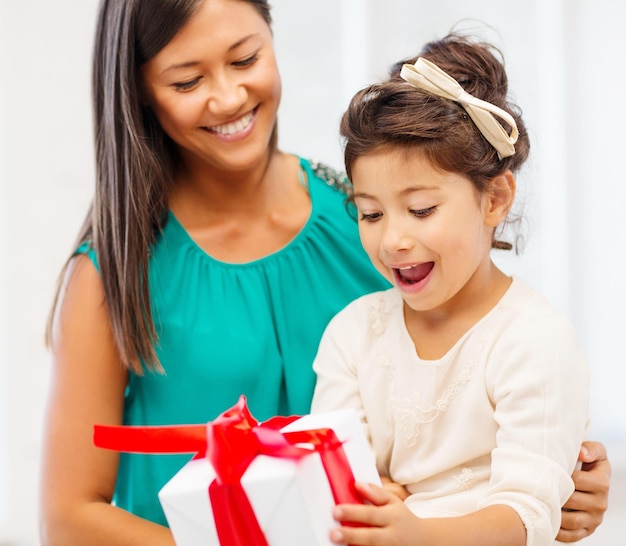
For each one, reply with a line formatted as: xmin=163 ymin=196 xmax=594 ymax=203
xmin=37 ymin=1 xmax=388 ymax=545
xmin=138 ymin=0 xmax=282 ymax=173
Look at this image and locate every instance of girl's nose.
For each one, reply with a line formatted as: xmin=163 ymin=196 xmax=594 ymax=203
xmin=381 ymin=219 xmax=414 ymax=254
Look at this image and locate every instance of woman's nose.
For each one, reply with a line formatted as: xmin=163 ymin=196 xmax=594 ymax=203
xmin=206 ymin=74 xmax=247 ymax=116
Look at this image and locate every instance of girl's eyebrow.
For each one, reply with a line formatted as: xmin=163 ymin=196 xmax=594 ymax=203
xmin=160 ymin=33 xmax=260 ymax=75
xmin=399 ymin=184 xmax=439 ymax=197
xmin=353 ymin=185 xmax=439 ymax=200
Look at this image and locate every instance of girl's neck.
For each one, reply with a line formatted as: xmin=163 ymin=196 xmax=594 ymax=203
xmin=404 ymin=264 xmax=512 ymax=360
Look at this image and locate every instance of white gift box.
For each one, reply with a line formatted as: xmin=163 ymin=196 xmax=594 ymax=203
xmin=158 ymin=408 xmax=380 ymax=546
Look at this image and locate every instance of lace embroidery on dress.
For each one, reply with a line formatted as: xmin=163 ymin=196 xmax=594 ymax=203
xmin=370 ymin=293 xmax=394 ymax=371
xmin=370 ymin=293 xmax=392 ymax=337
xmin=453 ymin=468 xmax=475 ymax=490
xmin=390 ymin=334 xmax=488 ymax=447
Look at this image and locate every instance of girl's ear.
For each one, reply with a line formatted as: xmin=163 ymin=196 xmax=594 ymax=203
xmin=484 ymin=170 xmax=516 ymax=227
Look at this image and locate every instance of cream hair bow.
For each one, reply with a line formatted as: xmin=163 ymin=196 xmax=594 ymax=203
xmin=400 ymin=57 xmax=518 ymax=159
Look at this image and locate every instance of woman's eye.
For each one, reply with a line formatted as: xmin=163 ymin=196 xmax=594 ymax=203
xmin=233 ymin=53 xmax=259 ymax=68
xmin=411 ymin=206 xmax=436 ymax=218
xmin=359 ymin=212 xmax=382 ymax=222
xmin=173 ymin=78 xmax=201 ymax=91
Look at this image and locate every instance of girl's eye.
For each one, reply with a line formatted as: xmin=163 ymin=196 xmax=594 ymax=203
xmin=359 ymin=212 xmax=382 ymax=222
xmin=173 ymin=78 xmax=201 ymax=91
xmin=233 ymin=53 xmax=259 ymax=68
xmin=411 ymin=206 xmax=436 ymax=218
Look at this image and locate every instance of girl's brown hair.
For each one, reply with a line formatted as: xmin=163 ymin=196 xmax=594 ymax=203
xmin=48 ymin=0 xmax=275 ymax=373
xmin=341 ymin=33 xmax=530 ymax=250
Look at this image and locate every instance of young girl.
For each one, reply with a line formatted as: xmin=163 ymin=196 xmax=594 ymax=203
xmin=311 ymin=33 xmax=590 ymax=546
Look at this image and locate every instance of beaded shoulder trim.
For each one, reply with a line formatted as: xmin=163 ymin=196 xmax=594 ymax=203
xmin=309 ymin=159 xmax=353 ymax=196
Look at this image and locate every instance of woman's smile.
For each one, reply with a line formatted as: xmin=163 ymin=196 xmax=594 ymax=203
xmin=204 ymin=107 xmax=258 ymax=140
xmin=139 ymin=0 xmax=281 ymax=172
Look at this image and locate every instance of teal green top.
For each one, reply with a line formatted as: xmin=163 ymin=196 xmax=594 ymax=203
xmin=80 ymin=157 xmax=389 ymax=524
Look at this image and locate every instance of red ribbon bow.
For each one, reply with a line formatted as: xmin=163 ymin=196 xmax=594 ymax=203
xmin=94 ymin=396 xmax=361 ymax=546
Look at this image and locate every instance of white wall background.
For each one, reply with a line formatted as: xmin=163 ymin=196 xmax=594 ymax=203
xmin=0 ymin=1 xmax=624 ymax=544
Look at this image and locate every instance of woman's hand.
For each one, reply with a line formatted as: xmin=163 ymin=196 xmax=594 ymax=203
xmin=557 ymin=441 xmax=611 ymax=542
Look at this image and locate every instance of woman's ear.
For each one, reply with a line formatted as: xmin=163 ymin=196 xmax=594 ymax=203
xmin=484 ymin=170 xmax=516 ymax=227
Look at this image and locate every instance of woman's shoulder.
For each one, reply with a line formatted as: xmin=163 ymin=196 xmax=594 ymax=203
xmin=300 ymin=157 xmax=352 ymax=196
xmin=74 ymin=239 xmax=99 ymax=271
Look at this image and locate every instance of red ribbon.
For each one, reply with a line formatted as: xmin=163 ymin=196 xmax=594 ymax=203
xmin=94 ymin=396 xmax=361 ymax=546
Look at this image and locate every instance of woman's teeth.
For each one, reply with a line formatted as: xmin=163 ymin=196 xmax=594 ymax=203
xmin=211 ymin=111 xmax=254 ymax=135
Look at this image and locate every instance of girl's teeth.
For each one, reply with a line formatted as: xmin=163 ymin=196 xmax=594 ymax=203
xmin=397 ymin=262 xmax=434 ymax=283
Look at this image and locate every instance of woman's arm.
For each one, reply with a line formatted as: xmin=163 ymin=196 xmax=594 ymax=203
xmin=558 ymin=441 xmax=611 ymax=542
xmin=39 ymin=255 xmax=175 ymax=546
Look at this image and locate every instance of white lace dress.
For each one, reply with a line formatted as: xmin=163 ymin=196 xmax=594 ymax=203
xmin=311 ymin=277 xmax=589 ymax=546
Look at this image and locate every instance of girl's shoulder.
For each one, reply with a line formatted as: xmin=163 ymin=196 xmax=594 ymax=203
xmin=326 ymin=287 xmax=401 ymax=336
xmin=502 ymin=277 xmax=569 ymax=318
xmin=491 ymin=276 xmax=579 ymax=343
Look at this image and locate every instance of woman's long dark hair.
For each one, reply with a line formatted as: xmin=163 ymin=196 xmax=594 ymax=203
xmin=48 ymin=0 xmax=274 ymax=373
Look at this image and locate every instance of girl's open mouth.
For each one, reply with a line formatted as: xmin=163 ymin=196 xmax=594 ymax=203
xmin=394 ymin=262 xmax=434 ymax=286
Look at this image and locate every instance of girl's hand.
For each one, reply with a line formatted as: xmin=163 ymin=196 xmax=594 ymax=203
xmin=330 ymin=482 xmax=420 ymax=546
xmin=558 ymin=441 xmax=611 ymax=542
xmin=380 ymin=476 xmax=410 ymax=501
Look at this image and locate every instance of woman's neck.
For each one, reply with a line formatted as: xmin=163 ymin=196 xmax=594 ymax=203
xmin=169 ymin=148 xmax=278 ymax=215
xmin=166 ymin=151 xmax=312 ymax=263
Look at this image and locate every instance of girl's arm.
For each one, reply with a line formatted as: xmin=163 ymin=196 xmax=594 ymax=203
xmin=333 ymin=450 xmax=612 ymax=546
xmin=39 ymin=255 xmax=175 ymax=546
xmin=377 ymin=444 xmax=612 ymax=544
xmin=330 ymin=482 xmax=526 ymax=546
xmin=311 ymin=309 xmax=526 ymax=546
xmin=313 ymin=296 xmax=590 ymax=545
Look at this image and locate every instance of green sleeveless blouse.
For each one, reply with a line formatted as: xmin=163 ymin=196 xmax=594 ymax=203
xmin=80 ymin=158 xmax=389 ymax=524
